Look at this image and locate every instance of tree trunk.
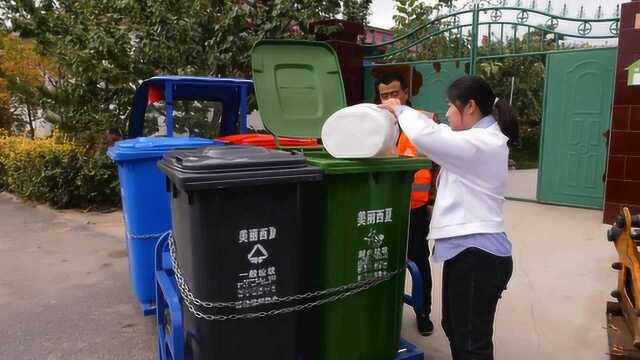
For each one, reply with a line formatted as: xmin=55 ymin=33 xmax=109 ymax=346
xmin=26 ymin=105 xmax=35 ymax=139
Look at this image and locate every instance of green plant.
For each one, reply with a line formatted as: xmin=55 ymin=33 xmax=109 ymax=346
xmin=0 ymin=0 xmax=343 ymax=143
xmin=75 ymin=151 xmax=121 ymax=209
xmin=0 ymin=133 xmax=120 ymax=209
xmin=342 ymin=0 xmax=372 ymax=24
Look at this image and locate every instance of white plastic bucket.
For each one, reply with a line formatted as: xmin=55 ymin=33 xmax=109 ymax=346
xmin=321 ymin=104 xmax=399 ymax=159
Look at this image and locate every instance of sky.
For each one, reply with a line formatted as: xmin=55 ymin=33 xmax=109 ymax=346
xmin=368 ymin=0 xmax=627 ymax=29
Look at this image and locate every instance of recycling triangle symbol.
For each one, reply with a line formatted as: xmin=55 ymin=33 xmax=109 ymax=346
xmin=248 ymin=244 xmax=269 ymax=264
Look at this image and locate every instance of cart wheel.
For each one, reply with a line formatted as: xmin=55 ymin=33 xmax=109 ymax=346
xmin=616 ymin=214 xmax=626 ymax=229
xmin=607 ymin=301 xmax=623 ymax=316
xmin=611 ymin=290 xmax=621 ymax=299
xmin=609 ymin=226 xmax=623 ymax=242
xmin=632 ymin=215 xmax=640 ymax=228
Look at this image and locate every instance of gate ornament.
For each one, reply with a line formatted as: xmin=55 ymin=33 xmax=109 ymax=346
xmin=610 ymin=21 xmax=619 ymax=36
xmin=578 ymin=21 xmax=593 ymax=36
xmin=490 ymin=9 xmax=502 ymax=22
xmin=516 ymin=10 xmax=529 ymax=24
xmin=545 ymin=17 xmax=559 ymax=30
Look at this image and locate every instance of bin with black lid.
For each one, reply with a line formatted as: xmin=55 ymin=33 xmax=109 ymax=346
xmin=158 ymin=145 xmax=323 ymax=359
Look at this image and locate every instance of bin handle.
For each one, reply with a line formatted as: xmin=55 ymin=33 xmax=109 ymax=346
xmin=127 ymin=231 xmax=168 ymax=240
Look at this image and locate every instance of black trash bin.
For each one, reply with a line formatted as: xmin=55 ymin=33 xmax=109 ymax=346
xmin=158 ymin=145 xmax=324 ymax=360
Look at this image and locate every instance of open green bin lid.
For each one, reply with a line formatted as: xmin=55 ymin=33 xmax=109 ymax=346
xmin=251 ymin=40 xmax=429 ymax=172
xmin=251 ymin=40 xmax=347 ymax=139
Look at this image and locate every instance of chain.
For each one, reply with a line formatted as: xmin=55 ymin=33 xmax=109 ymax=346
xmin=167 ymin=233 xmax=403 ymax=320
xmin=184 ymin=272 xmax=396 ymax=321
xmin=170 ymin=233 xmax=396 ymax=308
xmin=127 ymin=231 xmax=168 ymax=240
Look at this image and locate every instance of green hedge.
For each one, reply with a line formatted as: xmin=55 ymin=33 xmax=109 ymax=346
xmin=0 ymin=131 xmax=120 ymax=209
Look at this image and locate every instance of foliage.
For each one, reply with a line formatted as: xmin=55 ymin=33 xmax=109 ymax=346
xmin=0 ymin=34 xmax=51 ymax=137
xmin=342 ymin=0 xmax=373 ymax=24
xmin=0 ymin=132 xmax=119 ymax=209
xmin=0 ymin=0 xmax=375 ymax=208
xmin=0 ymin=78 xmax=13 ymax=130
xmin=477 ymin=33 xmax=548 ymax=165
xmin=0 ymin=0 xmax=346 ymax=143
xmin=387 ymin=0 xmax=463 ymax=62
xmin=478 ymin=57 xmax=545 ymax=129
xmin=393 ymin=0 xmax=447 ymax=35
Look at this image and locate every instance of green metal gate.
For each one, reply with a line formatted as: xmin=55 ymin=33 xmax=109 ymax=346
xmin=361 ymin=0 xmax=620 ymax=208
xmin=411 ymin=61 xmax=467 ymax=122
xmin=538 ymin=48 xmax=616 ymax=208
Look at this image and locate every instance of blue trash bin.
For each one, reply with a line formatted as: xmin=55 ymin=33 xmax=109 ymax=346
xmin=108 ymin=136 xmax=219 ymax=315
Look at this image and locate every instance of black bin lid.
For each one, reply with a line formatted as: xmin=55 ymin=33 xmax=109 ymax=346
xmin=159 ymin=145 xmax=322 ymax=190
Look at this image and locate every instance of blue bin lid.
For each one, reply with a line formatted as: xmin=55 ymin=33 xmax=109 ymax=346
xmin=108 ymin=136 xmax=219 ymax=162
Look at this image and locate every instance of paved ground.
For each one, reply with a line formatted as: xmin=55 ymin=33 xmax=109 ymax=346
xmin=505 ymin=169 xmax=538 ymax=201
xmin=0 ymin=193 xmax=155 ymax=360
xmin=0 ymin=192 xmax=618 ymax=359
xmin=405 ymin=200 xmax=616 ymax=360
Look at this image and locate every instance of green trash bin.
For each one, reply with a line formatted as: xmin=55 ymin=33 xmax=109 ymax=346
xmin=304 ymin=152 xmax=427 ymax=360
xmin=252 ymin=40 xmax=430 ymax=359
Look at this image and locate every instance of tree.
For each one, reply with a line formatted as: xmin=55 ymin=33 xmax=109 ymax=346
xmin=388 ymin=0 xmax=461 ymax=62
xmin=0 ymin=24 xmax=10 ymax=130
xmin=0 ymin=78 xmax=14 ymax=131
xmin=1 ymin=0 xmax=343 ymax=143
xmin=0 ymin=34 xmax=51 ymax=138
xmin=342 ymin=0 xmax=373 ymax=24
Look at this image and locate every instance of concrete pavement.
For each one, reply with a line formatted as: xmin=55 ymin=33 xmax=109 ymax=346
xmin=505 ymin=169 xmax=538 ymax=201
xmin=0 ymin=193 xmax=155 ymax=360
xmin=403 ymin=200 xmax=617 ymax=359
xmin=0 ymin=192 xmax=618 ymax=359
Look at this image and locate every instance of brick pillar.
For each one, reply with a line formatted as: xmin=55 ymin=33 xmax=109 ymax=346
xmin=325 ymin=40 xmax=365 ymax=106
xmin=603 ymin=1 xmax=640 ymax=223
xmin=310 ymin=20 xmax=366 ymax=106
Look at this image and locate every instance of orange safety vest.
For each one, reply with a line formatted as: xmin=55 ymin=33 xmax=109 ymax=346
xmin=396 ymin=111 xmax=436 ymax=209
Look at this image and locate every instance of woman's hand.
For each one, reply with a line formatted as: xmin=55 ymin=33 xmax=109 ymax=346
xmin=378 ymin=98 xmax=402 ymax=116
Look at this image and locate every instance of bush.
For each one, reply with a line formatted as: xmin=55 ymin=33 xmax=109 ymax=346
xmin=0 ymin=132 xmax=120 ymax=209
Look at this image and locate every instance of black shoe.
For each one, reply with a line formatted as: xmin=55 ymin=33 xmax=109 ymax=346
xmin=416 ymin=313 xmax=434 ymax=336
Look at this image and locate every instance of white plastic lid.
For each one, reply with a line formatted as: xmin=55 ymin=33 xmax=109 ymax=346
xmin=321 ymin=104 xmax=399 ymax=159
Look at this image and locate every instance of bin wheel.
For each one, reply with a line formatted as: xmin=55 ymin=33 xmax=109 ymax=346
xmin=609 ymin=227 xmax=623 ymax=242
xmin=611 ymin=290 xmax=621 ymax=300
xmin=607 ymin=301 xmax=623 ymax=316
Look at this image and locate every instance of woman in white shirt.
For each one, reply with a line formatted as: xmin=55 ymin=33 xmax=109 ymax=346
xmin=379 ymin=75 xmax=517 ymax=360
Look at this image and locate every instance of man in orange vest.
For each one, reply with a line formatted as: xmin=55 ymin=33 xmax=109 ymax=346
xmin=376 ymin=72 xmax=436 ymax=336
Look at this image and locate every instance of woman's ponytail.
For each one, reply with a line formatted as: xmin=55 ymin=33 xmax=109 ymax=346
xmin=493 ymin=99 xmax=519 ymax=147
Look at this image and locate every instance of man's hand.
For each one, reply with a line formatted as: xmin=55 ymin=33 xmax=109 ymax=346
xmin=378 ymin=98 xmax=402 ymax=116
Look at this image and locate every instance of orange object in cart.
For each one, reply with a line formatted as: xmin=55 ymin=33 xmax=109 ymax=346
xmin=216 ymin=134 xmax=318 ymax=149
